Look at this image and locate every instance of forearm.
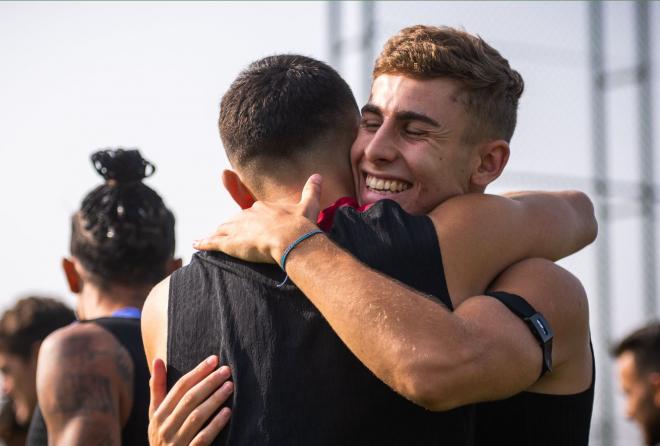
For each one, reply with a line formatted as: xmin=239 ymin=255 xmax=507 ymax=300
xmin=432 ymin=191 xmax=597 ymax=303
xmin=504 ymin=190 xmax=597 ymax=258
xmin=283 ymin=229 xmax=472 ymax=407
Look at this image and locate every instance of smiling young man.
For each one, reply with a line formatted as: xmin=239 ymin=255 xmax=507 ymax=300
xmin=145 ymin=27 xmax=595 ymax=446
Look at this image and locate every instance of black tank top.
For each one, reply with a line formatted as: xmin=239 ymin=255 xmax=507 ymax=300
xmin=472 ymin=345 xmax=595 ymax=445
xmin=26 ymin=317 xmax=149 ymax=446
xmin=168 ymin=199 xmax=474 ymax=446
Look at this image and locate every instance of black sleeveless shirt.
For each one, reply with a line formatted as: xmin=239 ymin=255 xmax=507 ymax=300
xmin=167 ymin=200 xmax=474 ymax=445
xmin=472 ymin=345 xmax=595 ymax=445
xmin=27 ymin=317 xmax=150 ymax=446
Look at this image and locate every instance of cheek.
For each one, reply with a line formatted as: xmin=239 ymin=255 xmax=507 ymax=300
xmin=350 ymin=138 xmax=367 ymax=165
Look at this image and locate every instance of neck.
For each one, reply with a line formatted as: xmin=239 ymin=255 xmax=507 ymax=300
xmin=318 ymin=176 xmax=355 ymax=209
xmin=76 ymin=282 xmax=150 ymax=320
xmin=260 ymin=174 xmax=354 ymax=210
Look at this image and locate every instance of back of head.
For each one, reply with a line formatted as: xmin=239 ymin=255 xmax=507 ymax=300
xmin=613 ymin=322 xmax=660 ymax=375
xmin=70 ymin=148 xmax=176 ymax=289
xmin=374 ymin=25 xmax=524 ymax=144
xmin=0 ymin=297 xmax=75 ymax=359
xmin=219 ymin=54 xmax=359 ymax=190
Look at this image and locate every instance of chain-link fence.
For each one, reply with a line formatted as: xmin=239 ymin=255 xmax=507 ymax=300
xmin=329 ymin=2 xmax=658 ymax=445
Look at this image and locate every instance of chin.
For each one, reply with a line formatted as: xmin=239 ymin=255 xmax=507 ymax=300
xmin=15 ymin=407 xmax=30 ymax=427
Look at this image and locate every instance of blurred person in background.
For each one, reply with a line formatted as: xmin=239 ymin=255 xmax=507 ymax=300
xmin=613 ymin=322 xmax=660 ymax=446
xmin=0 ymin=401 xmax=27 ymax=446
xmin=0 ymin=297 xmax=74 ymax=446
xmin=27 ymin=149 xmax=180 ymax=446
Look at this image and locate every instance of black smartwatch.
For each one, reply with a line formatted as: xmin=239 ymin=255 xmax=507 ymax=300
xmin=485 ymin=291 xmax=554 ymax=378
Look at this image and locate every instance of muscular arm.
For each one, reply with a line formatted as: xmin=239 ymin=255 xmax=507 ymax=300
xmin=279 ymin=233 xmax=590 ymax=409
xmin=36 ymin=324 xmax=133 ymax=446
xmin=195 ymin=177 xmax=595 ymax=409
xmin=431 ymin=190 xmax=596 ymax=303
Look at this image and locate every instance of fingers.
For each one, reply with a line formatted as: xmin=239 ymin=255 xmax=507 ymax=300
xmin=159 ymin=365 xmax=232 ymax=442
xmin=300 ymin=174 xmax=322 ymax=222
xmin=149 ymin=358 xmax=168 ymax=419
xmin=155 ymin=355 xmax=219 ymax=420
xmin=176 ymin=381 xmax=234 ymax=444
xmin=193 ymin=235 xmax=225 ymax=251
xmin=189 ymin=407 xmax=232 ymax=446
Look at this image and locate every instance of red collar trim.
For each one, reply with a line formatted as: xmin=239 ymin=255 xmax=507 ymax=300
xmin=317 ymin=197 xmax=373 ymax=232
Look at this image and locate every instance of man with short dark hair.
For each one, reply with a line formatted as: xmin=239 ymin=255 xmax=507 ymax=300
xmin=613 ymin=322 xmax=660 ymax=446
xmin=0 ymin=296 xmax=74 ymax=432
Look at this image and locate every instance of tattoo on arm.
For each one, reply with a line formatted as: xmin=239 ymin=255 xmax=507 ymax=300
xmin=39 ymin=329 xmax=133 ymax=445
xmin=53 ymin=374 xmax=115 ymax=415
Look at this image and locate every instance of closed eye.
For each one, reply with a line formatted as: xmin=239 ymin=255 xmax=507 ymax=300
xmin=360 ymin=119 xmax=381 ymax=131
xmin=404 ymin=126 xmax=427 ymax=137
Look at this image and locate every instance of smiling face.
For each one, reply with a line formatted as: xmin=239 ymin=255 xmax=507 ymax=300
xmin=351 ymin=74 xmax=484 ymax=215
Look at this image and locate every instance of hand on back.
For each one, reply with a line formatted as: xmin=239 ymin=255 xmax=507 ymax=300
xmin=149 ymin=356 xmax=233 ymax=446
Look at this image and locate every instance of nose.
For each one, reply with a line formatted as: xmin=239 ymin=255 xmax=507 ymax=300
xmin=363 ymin=123 xmax=399 ymax=165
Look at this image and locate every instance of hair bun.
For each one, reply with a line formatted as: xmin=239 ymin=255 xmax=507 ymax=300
xmin=91 ymin=148 xmax=156 ymax=183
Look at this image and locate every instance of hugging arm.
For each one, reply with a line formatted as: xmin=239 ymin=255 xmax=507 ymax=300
xmin=148 ymin=357 xmax=232 ymax=446
xmin=270 ymin=233 xmax=589 ymax=409
xmin=432 ymin=190 xmax=596 ymax=302
xmin=194 ymin=176 xmax=595 ymax=408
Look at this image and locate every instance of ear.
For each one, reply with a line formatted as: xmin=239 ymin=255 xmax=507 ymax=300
xmin=166 ymin=258 xmax=183 ymax=275
xmin=222 ymin=169 xmax=256 ymax=209
xmin=470 ymin=139 xmax=510 ymax=189
xmin=649 ymin=372 xmax=660 ymax=407
xmin=62 ymin=257 xmax=82 ymax=294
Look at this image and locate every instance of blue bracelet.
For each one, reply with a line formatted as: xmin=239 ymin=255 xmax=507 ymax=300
xmin=276 ymin=229 xmax=324 ymax=287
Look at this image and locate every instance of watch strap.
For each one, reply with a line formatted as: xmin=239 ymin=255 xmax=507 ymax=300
xmin=485 ymin=291 xmax=554 ymax=378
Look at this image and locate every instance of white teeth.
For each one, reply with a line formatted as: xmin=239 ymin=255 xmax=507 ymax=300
xmin=365 ymin=175 xmax=411 ymax=193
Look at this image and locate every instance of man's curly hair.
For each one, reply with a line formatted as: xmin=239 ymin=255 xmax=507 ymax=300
xmin=70 ymin=148 xmax=175 ymax=288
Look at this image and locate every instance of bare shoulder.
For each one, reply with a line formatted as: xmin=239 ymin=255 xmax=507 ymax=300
xmin=39 ymin=322 xmax=134 ymax=383
xmin=142 ymin=275 xmax=171 ymax=373
xmin=36 ymin=322 xmax=133 ymax=441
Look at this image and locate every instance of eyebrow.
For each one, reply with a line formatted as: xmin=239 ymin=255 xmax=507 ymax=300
xmin=361 ymin=103 xmax=440 ymax=127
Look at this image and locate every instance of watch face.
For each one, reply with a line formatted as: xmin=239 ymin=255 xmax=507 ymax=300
xmin=528 ymin=313 xmax=554 ymax=343
xmin=526 ymin=313 xmax=554 ymax=375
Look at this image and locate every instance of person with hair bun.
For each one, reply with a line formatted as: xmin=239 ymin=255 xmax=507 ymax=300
xmin=27 ymin=149 xmax=181 ymax=446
